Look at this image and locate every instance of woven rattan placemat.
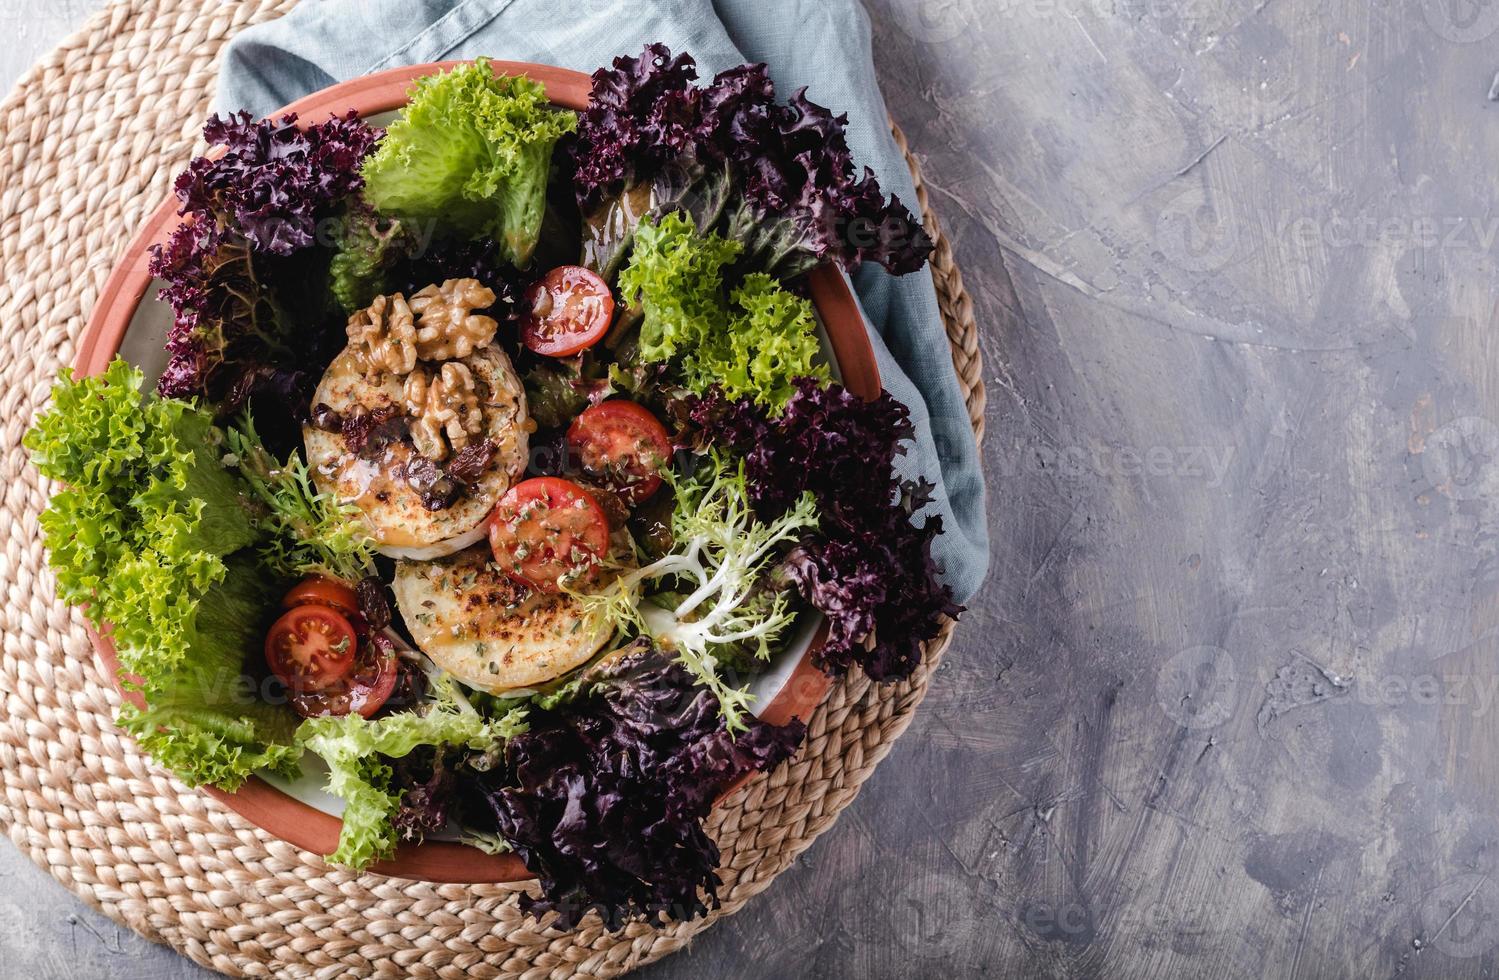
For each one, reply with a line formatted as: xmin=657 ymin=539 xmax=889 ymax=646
xmin=0 ymin=1 xmax=986 ymax=975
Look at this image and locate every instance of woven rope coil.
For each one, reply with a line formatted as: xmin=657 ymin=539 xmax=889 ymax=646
xmin=0 ymin=1 xmax=985 ymax=976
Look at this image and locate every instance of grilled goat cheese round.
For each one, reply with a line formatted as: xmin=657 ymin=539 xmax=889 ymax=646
xmin=392 ymin=545 xmax=611 ymax=694
xmin=303 ymin=345 xmax=528 ymax=560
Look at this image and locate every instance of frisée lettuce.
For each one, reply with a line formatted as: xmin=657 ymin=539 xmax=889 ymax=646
xmin=225 ymin=418 xmax=377 ymax=584
xmin=298 ymin=678 xmax=528 ymax=868
xmin=692 ymin=379 xmax=964 ymax=681
xmin=360 ymin=59 xmax=576 ymax=267
xmin=574 ymin=453 xmax=817 ymax=732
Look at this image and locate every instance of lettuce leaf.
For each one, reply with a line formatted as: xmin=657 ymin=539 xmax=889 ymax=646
xmin=692 ymin=379 xmax=963 ymax=681
xmin=575 ymin=453 xmax=817 ymax=732
xmin=175 ymin=110 xmax=378 ymax=258
xmin=25 ymin=357 xmax=149 ymax=490
xmin=327 ymin=204 xmax=411 ymax=313
xmin=298 ymin=686 xmax=528 ymax=868
xmin=573 ymin=44 xmax=934 ymax=279
xmin=225 ymin=417 xmax=377 ymax=583
xmin=617 ymin=213 xmax=827 ymax=410
xmin=719 ymin=274 xmax=826 ymax=411
xmin=118 ymin=557 xmax=302 ymax=789
xmin=28 ymin=362 xmax=259 ymax=675
xmin=463 ymin=645 xmax=806 ymax=930
xmin=26 ymin=360 xmax=302 ymax=789
xmin=621 ymin=212 xmax=743 ymax=364
xmin=361 ymin=59 xmax=577 ymax=267
xmin=152 ymin=111 xmax=377 ymax=418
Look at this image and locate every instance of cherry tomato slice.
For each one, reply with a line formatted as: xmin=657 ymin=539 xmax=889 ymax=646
xmin=282 ymin=575 xmax=360 ymax=617
xmin=566 ymin=400 xmax=672 ymax=504
xmin=489 ymin=477 xmax=611 ymax=592
xmin=520 ymin=266 xmax=614 ymax=357
xmin=265 ymin=605 xmax=357 ymax=694
xmin=289 ymin=632 xmax=401 ymax=720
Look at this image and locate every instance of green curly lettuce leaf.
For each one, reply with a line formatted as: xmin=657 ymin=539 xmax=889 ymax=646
xmin=328 ymin=205 xmax=411 ymax=312
xmin=134 ymin=397 xmax=261 ymax=559
xmin=719 ymin=273 xmax=826 ymax=411
xmin=617 ymin=213 xmax=828 ymax=411
xmin=27 ymin=361 xmax=259 ymax=677
xmin=26 ymin=358 xmax=150 ymax=490
xmin=298 ymin=688 xmax=529 ymax=868
xmin=619 ymin=212 xmax=743 ymax=365
xmin=118 ymin=557 xmax=302 ymax=789
xmin=25 ymin=359 xmax=300 ymax=790
xmin=361 ymin=59 xmax=577 ymax=267
xmin=28 ymin=362 xmax=256 ymax=571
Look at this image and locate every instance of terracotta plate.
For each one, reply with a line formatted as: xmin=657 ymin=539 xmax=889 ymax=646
xmin=74 ymin=60 xmax=880 ymax=883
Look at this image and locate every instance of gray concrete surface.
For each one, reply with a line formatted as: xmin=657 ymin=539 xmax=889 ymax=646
xmin=10 ymin=0 xmax=1499 ymax=977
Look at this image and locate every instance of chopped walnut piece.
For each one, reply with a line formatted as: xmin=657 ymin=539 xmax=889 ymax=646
xmin=347 ymin=293 xmax=419 ymax=375
xmin=409 ymin=278 xmax=498 ymax=361
xmin=405 ymin=361 xmax=484 ymax=462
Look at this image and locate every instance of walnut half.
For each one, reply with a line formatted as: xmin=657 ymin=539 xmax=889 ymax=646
xmin=346 ymin=278 xmax=499 ymax=377
xmin=405 ymin=361 xmax=484 ymax=462
xmin=410 ymin=279 xmax=498 ymax=361
xmin=347 ymin=293 xmax=418 ymax=375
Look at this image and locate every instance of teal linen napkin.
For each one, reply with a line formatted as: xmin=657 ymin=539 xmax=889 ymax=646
xmin=217 ymin=0 xmax=989 ymax=602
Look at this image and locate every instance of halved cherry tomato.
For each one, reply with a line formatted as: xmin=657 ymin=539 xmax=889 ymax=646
xmin=489 ymin=477 xmax=611 ymax=592
xmin=282 ymin=576 xmax=360 ymax=618
xmin=289 ymin=632 xmax=400 ymax=720
xmin=520 ymin=266 xmax=614 ymax=357
xmin=566 ymin=400 xmax=672 ymax=504
xmin=265 ymin=605 xmax=357 ymax=694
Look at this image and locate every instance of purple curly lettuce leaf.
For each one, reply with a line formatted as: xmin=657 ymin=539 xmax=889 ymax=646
xmin=221 ymin=364 xmax=312 ymax=458
xmin=692 ymin=378 xmax=961 ymax=681
xmin=151 ymin=228 xmax=291 ymax=395
xmin=149 ymin=231 xmax=324 ymax=454
xmin=155 ymin=341 xmax=207 ymax=401
xmin=572 ymin=44 xmax=933 ymax=277
xmin=574 ymin=44 xmax=702 ymax=212
xmin=691 ymin=377 xmax=910 ymax=514
xmin=460 ymin=645 xmax=805 ymax=931
xmin=150 ymin=111 xmax=378 ymax=419
xmin=391 ymin=747 xmax=457 ymax=843
xmin=710 ymin=85 xmax=932 ymax=279
xmin=782 ymin=489 xmax=957 ymax=680
xmin=180 ymin=110 xmax=380 ymax=256
xmin=693 ymin=63 xmax=779 ymax=184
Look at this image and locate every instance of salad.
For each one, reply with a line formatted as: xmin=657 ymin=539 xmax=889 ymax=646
xmin=26 ymin=46 xmax=959 ymax=930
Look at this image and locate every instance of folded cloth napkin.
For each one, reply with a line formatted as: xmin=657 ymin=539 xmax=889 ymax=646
xmin=217 ymin=0 xmax=989 ymax=602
